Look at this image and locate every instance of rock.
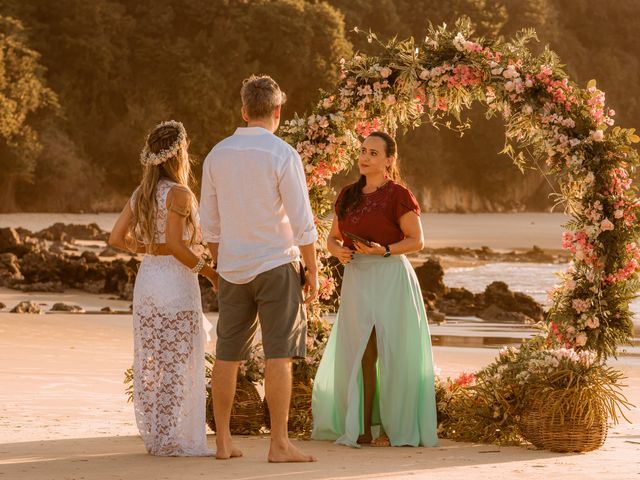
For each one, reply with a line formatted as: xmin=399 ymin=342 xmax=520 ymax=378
xmin=81 ymin=251 xmax=100 ymax=263
xmin=478 ymin=304 xmax=535 ymax=323
xmin=484 ymin=281 xmax=544 ymax=322
xmin=100 ymin=306 xmax=113 ymax=313
xmin=49 ymin=242 xmax=66 ymax=255
xmin=50 ymin=302 xmax=85 ymax=313
xmin=83 ymin=280 xmax=105 ymax=293
xmin=35 ymin=222 xmax=108 ymax=242
xmin=10 ymin=301 xmax=42 ymax=314
xmin=436 ymin=287 xmax=483 ymax=317
xmin=99 ymin=246 xmax=118 ymax=257
xmin=414 ymin=258 xmax=446 ymax=297
xmin=0 ymin=302 xmax=5 ymax=309
xmin=0 ymin=228 xmax=22 ymax=254
xmin=0 ymin=253 xmax=22 ymax=280
xmin=15 ymin=227 xmax=34 ymax=239
xmin=427 ymin=310 xmax=446 ymax=324
xmin=19 ymin=281 xmax=65 ymax=293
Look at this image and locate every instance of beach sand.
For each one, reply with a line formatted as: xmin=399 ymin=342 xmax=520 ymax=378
xmin=1 ymin=311 xmax=638 ymax=480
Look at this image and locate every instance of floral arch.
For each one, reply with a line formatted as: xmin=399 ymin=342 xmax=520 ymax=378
xmin=281 ymin=19 xmax=639 ymax=360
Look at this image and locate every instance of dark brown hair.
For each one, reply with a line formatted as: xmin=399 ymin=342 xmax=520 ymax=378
xmin=337 ymin=131 xmax=402 ymax=219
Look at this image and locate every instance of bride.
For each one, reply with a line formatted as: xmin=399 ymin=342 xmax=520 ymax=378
xmin=109 ymin=120 xmax=216 ymax=456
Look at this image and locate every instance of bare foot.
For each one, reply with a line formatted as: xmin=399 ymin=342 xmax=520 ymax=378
xmin=371 ymin=433 xmax=390 ymax=447
xmin=215 ymin=435 xmax=243 ymax=460
xmin=357 ymin=433 xmax=372 ymax=445
xmin=268 ymin=440 xmax=317 ymax=463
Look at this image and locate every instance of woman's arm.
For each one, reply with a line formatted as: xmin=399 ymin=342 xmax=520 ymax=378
xmin=108 ymin=201 xmax=146 ymax=253
xmin=166 ymin=187 xmax=218 ymax=290
xmin=327 ymin=216 xmax=353 ymax=265
xmin=353 ymin=211 xmax=424 ymax=256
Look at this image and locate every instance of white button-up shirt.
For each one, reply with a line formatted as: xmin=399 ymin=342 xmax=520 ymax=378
xmin=200 ymin=127 xmax=318 ymax=284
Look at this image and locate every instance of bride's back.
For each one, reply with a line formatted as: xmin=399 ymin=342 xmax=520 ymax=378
xmin=131 ymin=178 xmax=198 ymax=245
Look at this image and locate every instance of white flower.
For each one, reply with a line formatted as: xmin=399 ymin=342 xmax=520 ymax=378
xmin=522 ymin=104 xmax=533 ymax=114
xmin=614 ymin=209 xmax=624 ymax=219
xmin=591 ymin=130 xmax=605 ymax=142
xmin=491 ymin=67 xmax=503 ymax=76
xmin=502 ymin=65 xmax=520 ymax=79
xmin=585 ymin=172 xmax=595 ymax=184
xmin=419 ymin=69 xmax=430 ymax=80
xmin=453 ymin=32 xmax=466 ymax=51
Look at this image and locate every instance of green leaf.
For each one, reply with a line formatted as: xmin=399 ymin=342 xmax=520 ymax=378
xmin=587 ymin=79 xmax=597 ymax=89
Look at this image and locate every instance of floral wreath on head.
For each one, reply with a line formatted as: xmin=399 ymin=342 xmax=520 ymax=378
xmin=140 ymin=120 xmax=187 ymax=167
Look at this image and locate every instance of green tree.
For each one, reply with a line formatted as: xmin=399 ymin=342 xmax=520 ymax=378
xmin=0 ymin=15 xmax=57 ymax=211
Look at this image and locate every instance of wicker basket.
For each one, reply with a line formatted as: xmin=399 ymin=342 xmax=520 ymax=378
xmin=264 ymin=379 xmax=313 ymax=436
xmin=519 ymin=394 xmax=608 ymax=452
xmin=207 ymin=375 xmax=265 ymax=435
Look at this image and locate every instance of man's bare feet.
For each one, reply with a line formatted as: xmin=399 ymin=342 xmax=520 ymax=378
xmin=268 ymin=440 xmax=317 ymax=463
xmin=215 ymin=435 xmax=243 ymax=460
xmin=357 ymin=433 xmax=372 ymax=445
xmin=371 ymin=433 xmax=390 ymax=447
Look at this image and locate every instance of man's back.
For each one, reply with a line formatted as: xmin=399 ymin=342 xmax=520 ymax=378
xmin=200 ymin=126 xmax=316 ymax=284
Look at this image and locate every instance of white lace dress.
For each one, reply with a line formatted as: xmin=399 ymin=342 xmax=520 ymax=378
xmin=131 ymin=179 xmax=213 ymax=456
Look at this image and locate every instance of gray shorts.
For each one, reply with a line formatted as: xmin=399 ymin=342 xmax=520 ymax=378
xmin=215 ymin=262 xmax=307 ymax=361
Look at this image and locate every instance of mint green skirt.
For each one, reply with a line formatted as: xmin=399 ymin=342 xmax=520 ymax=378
xmin=311 ymin=254 xmax=438 ymax=447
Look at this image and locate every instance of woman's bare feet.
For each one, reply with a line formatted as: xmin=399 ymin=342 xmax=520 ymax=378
xmin=357 ymin=433 xmax=372 ymax=445
xmin=215 ymin=435 xmax=243 ymax=460
xmin=268 ymin=440 xmax=317 ymax=463
xmin=371 ymin=433 xmax=390 ymax=447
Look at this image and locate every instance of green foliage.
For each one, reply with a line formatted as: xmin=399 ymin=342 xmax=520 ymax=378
xmin=0 ymin=15 xmax=57 ymax=210
xmin=437 ymin=340 xmax=632 ymax=445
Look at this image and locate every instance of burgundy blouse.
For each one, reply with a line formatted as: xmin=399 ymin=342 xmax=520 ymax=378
xmin=335 ymin=181 xmax=421 ymax=249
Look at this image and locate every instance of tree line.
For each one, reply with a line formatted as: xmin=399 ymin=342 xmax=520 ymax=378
xmin=0 ymin=0 xmax=638 ymax=212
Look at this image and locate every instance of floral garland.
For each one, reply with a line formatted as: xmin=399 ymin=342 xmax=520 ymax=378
xmin=280 ymin=18 xmax=639 ymax=360
xmin=140 ymin=120 xmax=187 ymax=166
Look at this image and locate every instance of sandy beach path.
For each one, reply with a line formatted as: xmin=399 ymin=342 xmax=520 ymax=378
xmin=1 ymin=313 xmax=639 ymax=480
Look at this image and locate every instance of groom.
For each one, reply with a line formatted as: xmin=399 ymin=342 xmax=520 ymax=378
xmin=200 ymin=74 xmax=319 ymax=462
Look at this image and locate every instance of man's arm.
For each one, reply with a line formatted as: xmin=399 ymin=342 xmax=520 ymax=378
xmin=199 ymin=155 xmax=221 ymax=291
xmin=278 ymin=148 xmax=319 ymax=303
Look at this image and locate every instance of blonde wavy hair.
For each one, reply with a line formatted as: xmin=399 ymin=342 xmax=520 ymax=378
xmin=128 ymin=122 xmax=198 ymax=253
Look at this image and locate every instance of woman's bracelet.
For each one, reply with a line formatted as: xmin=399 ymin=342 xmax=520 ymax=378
xmin=191 ymin=256 xmax=206 ymax=274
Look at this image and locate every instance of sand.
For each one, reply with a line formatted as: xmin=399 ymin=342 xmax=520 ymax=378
xmin=1 ymin=311 xmax=639 ymax=480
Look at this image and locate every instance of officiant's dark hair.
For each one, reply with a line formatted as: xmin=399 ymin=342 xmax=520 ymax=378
xmin=337 ymin=131 xmax=402 ymax=219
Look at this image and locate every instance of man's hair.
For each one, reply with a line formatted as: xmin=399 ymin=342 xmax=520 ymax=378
xmin=240 ymin=75 xmax=287 ymax=119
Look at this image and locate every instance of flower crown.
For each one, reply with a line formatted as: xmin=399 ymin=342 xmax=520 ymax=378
xmin=140 ymin=120 xmax=187 ymax=167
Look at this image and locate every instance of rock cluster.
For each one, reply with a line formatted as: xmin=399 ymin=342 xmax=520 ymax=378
xmin=414 ymin=258 xmax=544 ymax=324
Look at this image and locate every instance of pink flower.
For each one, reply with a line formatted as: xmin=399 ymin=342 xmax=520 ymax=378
xmin=454 ymin=372 xmax=476 ymax=387
xmin=379 ymin=66 xmax=392 ymax=78
xmin=572 ymin=298 xmax=590 ymax=314
xmin=383 ymin=94 xmax=397 ymax=106
xmin=585 ymin=317 xmax=599 ymax=329
xmin=600 ymin=218 xmax=614 ymax=232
